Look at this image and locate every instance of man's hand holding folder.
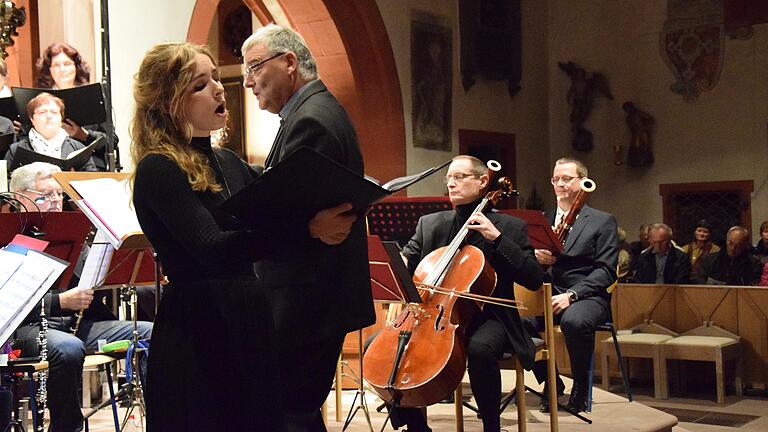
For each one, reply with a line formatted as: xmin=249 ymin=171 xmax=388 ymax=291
xmin=309 ymin=202 xmax=356 ymax=245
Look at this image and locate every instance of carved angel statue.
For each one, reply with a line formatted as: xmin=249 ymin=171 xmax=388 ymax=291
xmin=623 ymin=101 xmax=655 ymax=168
xmin=558 ymin=61 xmax=613 ymax=151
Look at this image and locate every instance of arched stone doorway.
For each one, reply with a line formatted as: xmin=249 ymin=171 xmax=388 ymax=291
xmin=187 ymin=0 xmax=405 ymax=182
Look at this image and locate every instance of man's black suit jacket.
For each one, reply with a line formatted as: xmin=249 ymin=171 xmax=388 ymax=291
xmin=401 ymin=209 xmax=543 ymax=369
xmin=253 ymin=80 xmax=375 ymax=346
xmin=547 ymin=205 xmax=619 ymax=307
xmin=632 ymin=246 xmax=691 ymax=284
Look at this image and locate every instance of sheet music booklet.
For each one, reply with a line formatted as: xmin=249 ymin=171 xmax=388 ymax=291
xmin=221 ymin=147 xmax=449 ymax=227
xmin=68 ymin=177 xmax=146 ymax=249
xmin=0 ymin=239 xmax=68 ymax=347
xmin=9 ymin=137 xmax=102 ymax=172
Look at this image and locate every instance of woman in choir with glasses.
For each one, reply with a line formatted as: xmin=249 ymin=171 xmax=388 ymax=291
xmin=130 ymin=41 xmax=355 ymax=431
xmin=4 ymin=92 xmax=97 ymax=172
xmin=34 ymin=42 xmax=115 ymax=170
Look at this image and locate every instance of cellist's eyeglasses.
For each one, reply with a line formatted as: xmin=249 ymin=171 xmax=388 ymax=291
xmin=443 ymin=173 xmax=479 ymax=184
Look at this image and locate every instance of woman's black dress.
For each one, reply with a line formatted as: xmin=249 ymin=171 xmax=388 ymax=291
xmin=133 ymin=137 xmax=287 ymax=431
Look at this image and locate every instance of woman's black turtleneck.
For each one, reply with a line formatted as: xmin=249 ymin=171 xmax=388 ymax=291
xmin=132 ymin=136 xmax=282 ymax=282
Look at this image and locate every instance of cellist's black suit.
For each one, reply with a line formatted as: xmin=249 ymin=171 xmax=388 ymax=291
xmin=253 ymin=80 xmax=376 ymax=431
xmin=396 ymin=201 xmax=543 ymax=432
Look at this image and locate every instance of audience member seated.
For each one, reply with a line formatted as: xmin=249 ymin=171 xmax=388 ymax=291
xmin=617 ymin=226 xmax=632 ymax=281
xmin=628 ymin=223 xmax=650 ymax=276
xmin=681 ymin=219 xmax=720 ymax=275
xmin=754 ymin=220 xmax=768 ymax=264
xmin=4 ymin=92 xmax=98 ymax=172
xmin=8 ymin=162 xmax=153 ymax=432
xmin=692 ymin=226 xmax=762 ymax=285
xmin=34 ymin=42 xmax=117 ymax=171
xmin=760 ymin=261 xmax=768 ymax=286
xmin=632 ymin=223 xmax=691 ymax=284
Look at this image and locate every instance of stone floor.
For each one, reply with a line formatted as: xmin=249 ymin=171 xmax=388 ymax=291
xmin=28 ymin=370 xmax=768 ymax=431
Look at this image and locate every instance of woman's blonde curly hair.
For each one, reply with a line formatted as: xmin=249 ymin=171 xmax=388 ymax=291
xmin=130 ymin=42 xmax=222 ymax=193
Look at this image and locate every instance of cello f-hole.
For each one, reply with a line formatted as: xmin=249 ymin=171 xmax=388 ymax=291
xmin=434 ymin=304 xmax=446 ymax=331
xmin=393 ymin=310 xmax=411 ymax=328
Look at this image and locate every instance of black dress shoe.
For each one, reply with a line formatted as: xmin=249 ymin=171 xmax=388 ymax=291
xmin=538 ymin=379 xmax=566 ymax=413
xmin=564 ymin=380 xmax=589 ymax=413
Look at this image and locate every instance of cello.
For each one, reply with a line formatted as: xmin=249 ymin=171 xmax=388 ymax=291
xmin=363 ymin=172 xmax=518 ymax=408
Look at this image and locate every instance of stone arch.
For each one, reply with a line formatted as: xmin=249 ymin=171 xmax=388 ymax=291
xmin=187 ymin=0 xmax=405 ymax=182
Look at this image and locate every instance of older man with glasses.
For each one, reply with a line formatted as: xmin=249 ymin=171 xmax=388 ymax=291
xmin=8 ymin=161 xmax=65 ymax=212
xmin=241 ymin=24 xmax=375 ymax=431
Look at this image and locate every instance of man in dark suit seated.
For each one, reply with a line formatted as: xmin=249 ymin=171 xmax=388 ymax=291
xmin=241 ymin=24 xmax=376 ymax=431
xmin=384 ymin=155 xmax=543 ymax=432
xmin=632 ymin=223 xmax=691 ymax=284
xmin=692 ymin=226 xmax=762 ymax=285
xmin=529 ymin=157 xmax=619 ymax=413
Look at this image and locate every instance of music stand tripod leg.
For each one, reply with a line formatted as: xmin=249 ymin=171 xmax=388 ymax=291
xmin=118 ymin=278 xmax=147 ymax=431
xmin=342 ymin=329 xmax=374 ymax=431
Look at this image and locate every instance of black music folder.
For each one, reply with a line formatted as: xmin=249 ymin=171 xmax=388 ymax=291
xmin=220 ymin=146 xmax=448 ymax=227
xmin=0 ymin=133 xmax=14 ymax=155
xmin=12 ymin=83 xmax=106 ymax=126
xmin=0 ymin=96 xmax=19 ymax=122
xmin=8 ymin=137 xmax=102 ymax=171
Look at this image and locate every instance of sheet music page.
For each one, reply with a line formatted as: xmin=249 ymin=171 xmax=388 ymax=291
xmin=70 ymin=178 xmax=142 ymax=247
xmin=76 ymin=229 xmax=114 ymax=289
xmin=0 ymin=250 xmax=67 ymax=343
xmin=0 ymin=249 xmax=24 ymax=289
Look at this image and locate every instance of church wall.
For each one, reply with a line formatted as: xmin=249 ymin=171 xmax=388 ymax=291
xmin=548 ymin=0 xmax=768 ymax=239
xmin=374 ymin=0 xmax=552 ymax=202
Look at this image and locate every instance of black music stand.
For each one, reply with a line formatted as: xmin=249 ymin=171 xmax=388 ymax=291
xmin=343 ymin=236 xmax=421 ymax=432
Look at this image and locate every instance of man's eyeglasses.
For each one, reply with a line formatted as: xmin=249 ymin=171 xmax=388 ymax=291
xmin=550 ymin=176 xmax=582 ymax=186
xmin=243 ymin=52 xmax=286 ymax=79
xmin=26 ymin=189 xmax=64 ymax=205
xmin=443 ymin=173 xmax=479 ymax=184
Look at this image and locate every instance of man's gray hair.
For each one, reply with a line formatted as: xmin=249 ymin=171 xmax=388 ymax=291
xmin=10 ymin=162 xmax=61 ymax=192
xmin=649 ymin=222 xmax=673 ymax=239
xmin=241 ymin=24 xmax=318 ymax=81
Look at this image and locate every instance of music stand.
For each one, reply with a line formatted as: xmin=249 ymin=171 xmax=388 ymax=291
xmin=343 ymin=236 xmax=421 ymax=432
xmin=499 ymin=209 xmax=563 ymax=254
xmin=0 ymin=212 xmax=93 ymax=289
xmin=54 ymin=172 xmax=154 ymax=430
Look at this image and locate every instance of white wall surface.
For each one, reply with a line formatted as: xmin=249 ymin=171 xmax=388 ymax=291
xmin=107 ymin=0 xmax=196 ymax=171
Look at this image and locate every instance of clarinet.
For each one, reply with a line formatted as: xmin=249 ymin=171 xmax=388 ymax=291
xmin=35 ymin=299 xmax=48 ymax=432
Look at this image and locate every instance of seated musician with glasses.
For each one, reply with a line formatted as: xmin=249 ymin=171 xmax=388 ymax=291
xmin=528 ymin=157 xmax=618 ymax=414
xmin=6 ymin=162 xmax=152 ymax=432
xmin=3 ymin=93 xmax=98 ymax=173
xmin=387 ymin=155 xmax=543 ymax=432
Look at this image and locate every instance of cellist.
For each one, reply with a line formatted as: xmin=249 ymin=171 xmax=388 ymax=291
xmin=388 ymin=155 xmax=543 ymax=432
